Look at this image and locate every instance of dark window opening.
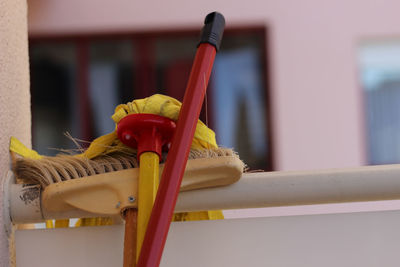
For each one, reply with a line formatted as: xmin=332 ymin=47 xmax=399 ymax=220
xmin=29 ymin=27 xmax=274 ymax=170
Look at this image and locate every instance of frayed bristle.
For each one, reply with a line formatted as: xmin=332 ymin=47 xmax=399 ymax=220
xmin=15 ymin=152 xmax=139 ymax=187
xmin=14 ymin=147 xmax=242 ymax=187
xmin=188 ymin=147 xmax=238 ymax=159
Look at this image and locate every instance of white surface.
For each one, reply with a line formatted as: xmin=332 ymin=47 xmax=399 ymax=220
xmin=16 ymin=209 xmax=400 ymax=267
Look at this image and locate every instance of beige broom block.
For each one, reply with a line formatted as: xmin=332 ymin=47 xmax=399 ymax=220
xmin=7 ymin=149 xmax=244 ymax=224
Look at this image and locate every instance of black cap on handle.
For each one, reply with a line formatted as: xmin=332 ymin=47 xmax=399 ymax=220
xmin=198 ymin=12 xmax=225 ymax=51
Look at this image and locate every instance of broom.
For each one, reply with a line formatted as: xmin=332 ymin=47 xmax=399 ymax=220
xmin=11 ymin=96 xmax=243 ymax=265
xmin=14 ymin=145 xmax=241 ymax=189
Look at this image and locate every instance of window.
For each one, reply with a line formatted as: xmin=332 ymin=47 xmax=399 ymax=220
xmin=359 ymin=40 xmax=400 ymax=164
xmin=29 ymin=27 xmax=273 ymax=170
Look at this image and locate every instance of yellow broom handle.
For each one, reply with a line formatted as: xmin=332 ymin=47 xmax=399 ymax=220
xmin=116 ymin=113 xmax=176 ymax=265
xmin=137 ymin=151 xmax=160 ymax=261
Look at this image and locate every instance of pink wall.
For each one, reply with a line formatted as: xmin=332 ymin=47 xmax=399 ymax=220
xmin=28 ymin=0 xmax=400 ymax=171
xmin=1 ymin=0 xmax=31 ymax=265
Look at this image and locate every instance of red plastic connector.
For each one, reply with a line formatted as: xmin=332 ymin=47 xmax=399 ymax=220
xmin=116 ymin=114 xmax=176 ymax=159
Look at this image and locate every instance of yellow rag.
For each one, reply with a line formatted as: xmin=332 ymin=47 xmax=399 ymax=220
xmin=81 ymin=94 xmax=217 ymax=159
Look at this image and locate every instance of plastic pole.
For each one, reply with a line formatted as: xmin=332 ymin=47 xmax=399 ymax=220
xmin=136 ymin=152 xmax=159 ymax=261
xmin=137 ymin=12 xmax=225 ymax=267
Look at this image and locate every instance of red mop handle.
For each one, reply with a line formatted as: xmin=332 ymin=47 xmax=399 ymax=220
xmin=137 ymin=12 xmax=225 ymax=267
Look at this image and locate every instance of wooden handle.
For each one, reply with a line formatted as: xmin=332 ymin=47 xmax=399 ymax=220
xmin=123 ymin=209 xmax=138 ymax=267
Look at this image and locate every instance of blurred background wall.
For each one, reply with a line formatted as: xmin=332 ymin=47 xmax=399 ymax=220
xmin=26 ymin=0 xmax=400 ymax=171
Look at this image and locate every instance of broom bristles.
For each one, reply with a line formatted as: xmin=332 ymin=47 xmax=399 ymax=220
xmin=14 ymin=148 xmax=241 ymax=188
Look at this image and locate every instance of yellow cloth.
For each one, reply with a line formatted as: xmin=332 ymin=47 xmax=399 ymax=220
xmin=10 ymin=136 xmax=42 ymax=159
xmin=75 ymin=217 xmax=114 ymax=227
xmin=11 ymin=95 xmax=217 ymax=161
xmin=81 ymin=94 xmax=217 ymax=159
xmin=10 ymin=94 xmax=224 ymax=227
xmin=173 ymin=210 xmax=223 ymax=221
